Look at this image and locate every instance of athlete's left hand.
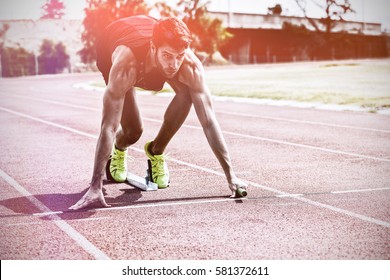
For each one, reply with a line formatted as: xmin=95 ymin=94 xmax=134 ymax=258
xmin=229 ymin=177 xmax=248 ymax=198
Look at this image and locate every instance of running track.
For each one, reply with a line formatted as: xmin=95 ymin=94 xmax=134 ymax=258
xmin=0 ymin=72 xmax=389 ymax=260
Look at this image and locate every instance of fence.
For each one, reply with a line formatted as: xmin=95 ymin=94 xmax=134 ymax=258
xmin=221 ymin=28 xmax=390 ymax=64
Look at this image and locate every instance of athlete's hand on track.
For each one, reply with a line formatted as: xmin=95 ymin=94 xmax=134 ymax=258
xmin=69 ymin=185 xmax=111 ymax=210
xmin=229 ymin=177 xmax=248 ymax=198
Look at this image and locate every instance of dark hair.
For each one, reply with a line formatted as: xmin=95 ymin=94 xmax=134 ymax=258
xmin=152 ymin=17 xmax=192 ymax=49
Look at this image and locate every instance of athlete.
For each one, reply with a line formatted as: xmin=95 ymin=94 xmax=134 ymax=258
xmin=70 ymin=15 xmax=247 ymax=210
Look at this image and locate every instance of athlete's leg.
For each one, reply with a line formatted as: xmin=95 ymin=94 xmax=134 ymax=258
xmin=150 ymin=90 xmax=192 ymax=155
xmin=107 ymin=88 xmax=143 ymax=182
xmin=115 ymin=88 xmax=143 ymax=150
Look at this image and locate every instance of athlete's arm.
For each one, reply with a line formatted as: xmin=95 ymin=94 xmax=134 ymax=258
xmin=178 ymin=51 xmax=247 ymax=195
xmin=91 ymin=46 xmax=137 ymax=186
xmin=69 ymin=45 xmax=137 ymax=210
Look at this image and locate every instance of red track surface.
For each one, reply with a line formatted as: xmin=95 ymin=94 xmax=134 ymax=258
xmin=0 ymin=73 xmax=389 ymax=260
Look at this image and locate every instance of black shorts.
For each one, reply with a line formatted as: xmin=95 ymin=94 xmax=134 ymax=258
xmin=96 ymin=42 xmax=111 ymax=85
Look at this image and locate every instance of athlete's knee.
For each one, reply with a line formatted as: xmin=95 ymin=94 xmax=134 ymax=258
xmin=123 ymin=125 xmax=143 ymax=144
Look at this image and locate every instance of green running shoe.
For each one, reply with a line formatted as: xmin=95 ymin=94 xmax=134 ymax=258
xmin=144 ymin=141 xmax=170 ymax=189
xmin=108 ymin=144 xmax=128 ymax=183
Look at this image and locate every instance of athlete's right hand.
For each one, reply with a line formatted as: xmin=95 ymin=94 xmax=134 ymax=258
xmin=69 ymin=185 xmax=111 ymax=210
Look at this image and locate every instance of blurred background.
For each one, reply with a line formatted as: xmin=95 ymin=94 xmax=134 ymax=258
xmin=0 ymin=0 xmax=389 ymax=77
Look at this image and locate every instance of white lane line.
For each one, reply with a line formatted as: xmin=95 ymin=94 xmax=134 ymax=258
xmin=1 ymin=106 xmax=390 ymax=229
xmin=24 ymin=198 xmax=243 ymax=217
xmin=173 ymin=122 xmax=390 ymax=163
xmin=247 ymin=182 xmax=390 ymax=228
xmin=25 ymin=186 xmax=390 ymax=218
xmin=296 ymin=195 xmax=390 ymax=228
xmin=0 ymin=94 xmax=101 ymax=112
xmin=3 ymin=222 xmax=41 ymax=227
xmin=276 ymin=194 xmax=304 ymax=198
xmin=4 ymin=92 xmax=390 ymax=134
xmin=97 ymin=197 xmax=242 ymax=212
xmin=0 ymin=169 xmax=111 ymax=260
xmin=216 ymin=110 xmax=390 ymax=134
xmin=29 ymin=186 xmax=390 ymax=217
xmin=331 ymin=187 xmax=390 ymax=194
xmin=0 ymin=106 xmax=98 ymax=139
xmin=2 ymin=96 xmax=389 ymax=163
xmin=221 ymin=130 xmax=390 ymax=162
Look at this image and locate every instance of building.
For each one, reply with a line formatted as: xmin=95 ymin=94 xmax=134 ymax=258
xmin=210 ymin=12 xmax=388 ymax=64
xmin=210 ymin=11 xmax=382 ymax=35
xmin=0 ymin=19 xmax=85 ymax=75
xmin=0 ymin=12 xmax=388 ymax=76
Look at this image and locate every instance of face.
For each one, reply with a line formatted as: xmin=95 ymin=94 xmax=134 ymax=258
xmin=153 ymin=43 xmax=186 ymax=79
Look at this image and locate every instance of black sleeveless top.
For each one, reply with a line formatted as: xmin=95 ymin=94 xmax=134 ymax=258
xmin=96 ymin=16 xmax=166 ymax=91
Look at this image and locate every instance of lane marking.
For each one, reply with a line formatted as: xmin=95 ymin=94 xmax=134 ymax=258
xmin=0 ymin=106 xmax=98 ymax=139
xmin=221 ymin=130 xmax=390 ymax=162
xmin=3 ymin=92 xmax=390 ymax=134
xmin=247 ymin=182 xmax=390 ymax=228
xmin=3 ymin=222 xmax=41 ymax=227
xmin=0 ymin=169 xmax=111 ymax=260
xmin=1 ymin=106 xmax=390 ymax=228
xmin=276 ymin=194 xmax=303 ymax=198
xmin=19 ymin=187 xmax=390 ymax=221
xmin=23 ymin=198 xmax=243 ymax=218
xmin=296 ymin=195 xmax=390 ymax=228
xmin=146 ymin=118 xmax=390 ymax=163
xmin=215 ymin=110 xmax=390 ymax=134
xmin=0 ymin=94 xmax=101 ymax=112
xmin=1 ymin=97 xmax=389 ymax=163
xmin=331 ymin=187 xmax=390 ymax=194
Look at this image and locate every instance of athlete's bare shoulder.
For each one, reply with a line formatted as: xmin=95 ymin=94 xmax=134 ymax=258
xmin=108 ymin=45 xmax=137 ymax=93
xmin=111 ymin=45 xmax=137 ymax=69
xmin=176 ymin=49 xmax=205 ymax=88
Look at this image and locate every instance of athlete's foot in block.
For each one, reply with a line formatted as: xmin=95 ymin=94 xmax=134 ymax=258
xmin=69 ymin=188 xmax=110 ymax=210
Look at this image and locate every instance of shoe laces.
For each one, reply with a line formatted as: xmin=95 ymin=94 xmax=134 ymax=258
xmin=111 ymin=152 xmax=133 ymax=171
xmin=151 ymin=154 xmax=169 ymax=176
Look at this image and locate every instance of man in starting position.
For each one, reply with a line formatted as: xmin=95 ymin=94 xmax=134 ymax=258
xmin=70 ymin=15 xmax=247 ymax=210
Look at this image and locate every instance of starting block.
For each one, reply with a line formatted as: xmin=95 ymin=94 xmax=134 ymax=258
xmin=106 ymin=159 xmax=158 ymax=191
xmin=126 ymin=160 xmax=157 ymax=191
xmin=126 ymin=172 xmax=157 ymax=191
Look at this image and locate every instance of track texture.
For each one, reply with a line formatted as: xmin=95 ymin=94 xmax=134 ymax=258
xmin=0 ymin=73 xmax=389 ymax=260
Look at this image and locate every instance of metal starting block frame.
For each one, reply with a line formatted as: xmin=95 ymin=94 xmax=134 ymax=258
xmin=126 ymin=160 xmax=157 ymax=191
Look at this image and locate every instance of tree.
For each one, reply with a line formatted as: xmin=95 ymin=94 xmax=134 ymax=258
xmin=0 ymin=23 xmax=9 ymax=40
xmin=1 ymin=46 xmax=35 ymax=77
xmin=178 ymin=0 xmax=232 ymax=61
xmin=292 ymin=0 xmax=355 ymax=59
xmin=41 ymin=0 xmax=65 ymax=19
xmin=294 ymin=0 xmax=355 ymax=34
xmin=268 ymin=4 xmax=283 ymax=15
xmin=0 ymin=23 xmax=10 ymax=54
xmin=154 ymin=1 xmax=179 ymax=18
xmin=38 ymin=40 xmax=70 ymax=74
xmin=78 ymin=0 xmax=150 ymax=64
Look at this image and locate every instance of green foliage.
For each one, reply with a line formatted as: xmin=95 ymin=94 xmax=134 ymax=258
xmin=38 ymin=39 xmax=70 ymax=74
xmin=0 ymin=23 xmax=9 ymax=40
xmin=295 ymin=0 xmax=355 ymax=34
xmin=154 ymin=1 xmax=179 ymax=17
xmin=0 ymin=46 xmax=35 ymax=77
xmin=178 ymin=0 xmax=232 ymax=57
xmin=79 ymin=0 xmax=150 ymax=64
xmin=268 ymin=4 xmax=282 ymax=15
xmin=78 ymin=0 xmax=232 ymax=64
xmin=0 ymin=39 xmax=70 ymax=77
xmin=41 ymin=0 xmax=65 ymax=19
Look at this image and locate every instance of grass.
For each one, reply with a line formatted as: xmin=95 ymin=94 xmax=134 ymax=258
xmin=90 ymin=59 xmax=390 ymax=111
xmin=206 ymin=60 xmax=390 ymax=108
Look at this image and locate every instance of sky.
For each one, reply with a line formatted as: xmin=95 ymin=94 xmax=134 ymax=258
xmin=0 ymin=0 xmax=389 ymax=31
